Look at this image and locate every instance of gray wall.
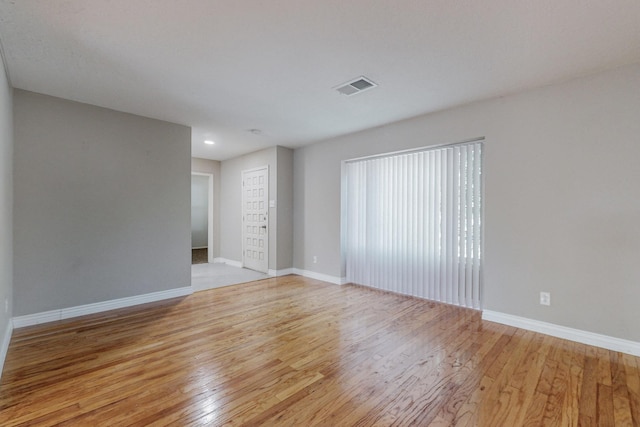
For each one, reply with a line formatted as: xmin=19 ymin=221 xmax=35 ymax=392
xmin=0 ymin=57 xmax=13 ymax=348
xmin=191 ymin=174 xmax=209 ymax=248
xmin=294 ymin=63 xmax=640 ymax=342
xmin=276 ymin=146 xmax=294 ymax=270
xmin=191 ymin=157 xmax=221 ymax=258
xmin=13 ymin=90 xmax=191 ymax=316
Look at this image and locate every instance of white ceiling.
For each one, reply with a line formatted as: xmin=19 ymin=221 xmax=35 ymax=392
xmin=1 ymin=1 xmax=639 ymax=161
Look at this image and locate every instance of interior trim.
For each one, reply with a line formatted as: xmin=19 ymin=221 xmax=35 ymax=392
xmin=482 ymin=309 xmax=640 ymax=357
xmin=12 ymin=286 xmax=193 ymax=328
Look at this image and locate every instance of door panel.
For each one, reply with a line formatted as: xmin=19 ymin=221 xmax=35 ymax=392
xmin=242 ymin=167 xmax=268 ymax=273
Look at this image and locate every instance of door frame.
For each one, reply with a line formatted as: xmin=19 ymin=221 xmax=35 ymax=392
xmin=241 ymin=165 xmax=269 ymax=273
xmin=191 ymin=172 xmax=214 ymax=263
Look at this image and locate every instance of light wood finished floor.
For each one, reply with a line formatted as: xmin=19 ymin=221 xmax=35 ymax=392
xmin=1 ymin=276 xmax=638 ymax=426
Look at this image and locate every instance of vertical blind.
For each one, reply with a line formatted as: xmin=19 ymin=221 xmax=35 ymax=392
xmin=344 ymin=140 xmax=483 ymax=309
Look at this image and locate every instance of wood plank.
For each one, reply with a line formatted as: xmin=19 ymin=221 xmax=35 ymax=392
xmin=580 ymin=346 xmax=600 ymax=426
xmin=611 ymin=351 xmax=635 ymax=427
xmin=501 ymin=334 xmax=555 ymax=426
xmin=541 ymin=338 xmax=571 ymax=426
xmin=563 ymin=340 xmax=586 ymax=427
xmin=598 ymin=383 xmax=615 ymax=427
xmin=622 ymin=353 xmax=640 ymax=427
xmin=522 ymin=390 xmax=550 ymax=427
xmin=476 ymin=329 xmax=537 ymax=426
xmin=427 ymin=322 xmax=511 ymax=426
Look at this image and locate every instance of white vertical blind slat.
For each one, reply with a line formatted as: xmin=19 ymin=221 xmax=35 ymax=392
xmin=417 ymin=153 xmax=424 ymax=298
xmin=461 ymin=145 xmax=469 ymax=306
xmin=435 ymin=150 xmax=441 ymax=302
xmin=443 ymin=148 xmax=451 ymax=303
xmin=473 ymin=145 xmax=482 ymax=308
xmin=468 ymin=146 xmax=476 ymax=308
xmin=453 ymin=146 xmax=461 ymax=306
xmin=428 ymin=151 xmax=435 ymax=301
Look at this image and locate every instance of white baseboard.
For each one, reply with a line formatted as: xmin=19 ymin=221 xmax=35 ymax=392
xmin=13 ymin=286 xmax=193 ymax=328
xmin=214 ymin=259 xmax=296 ymax=278
xmin=0 ymin=319 xmax=13 ymax=378
xmin=291 ymin=268 xmax=347 ymax=285
xmin=213 ymin=257 xmax=243 ymax=268
xmin=192 ymin=246 xmax=208 ymax=250
xmin=482 ymin=310 xmax=640 ymax=357
xmin=268 ymin=268 xmax=295 ymax=277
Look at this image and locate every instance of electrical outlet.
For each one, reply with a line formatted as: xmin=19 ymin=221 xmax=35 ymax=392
xmin=539 ymin=292 xmax=551 ymax=306
xmin=313 ymin=256 xmax=317 ymax=264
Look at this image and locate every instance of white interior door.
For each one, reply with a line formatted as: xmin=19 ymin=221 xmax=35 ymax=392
xmin=242 ymin=166 xmax=269 ymax=273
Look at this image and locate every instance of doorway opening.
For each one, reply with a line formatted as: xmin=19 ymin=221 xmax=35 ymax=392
xmin=191 ymin=172 xmax=214 ymax=265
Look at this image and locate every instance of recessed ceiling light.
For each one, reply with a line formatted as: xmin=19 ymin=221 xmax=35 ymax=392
xmin=204 ymin=140 xmax=215 ymax=145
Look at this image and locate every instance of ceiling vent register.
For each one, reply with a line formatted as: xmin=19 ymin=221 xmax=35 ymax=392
xmin=335 ymin=76 xmax=377 ymax=96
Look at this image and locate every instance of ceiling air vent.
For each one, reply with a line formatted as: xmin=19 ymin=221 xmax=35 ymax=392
xmin=334 ymin=76 xmax=377 ymax=96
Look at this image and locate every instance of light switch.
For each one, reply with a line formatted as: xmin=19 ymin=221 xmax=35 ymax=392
xmin=269 ymin=200 xmax=276 ymax=208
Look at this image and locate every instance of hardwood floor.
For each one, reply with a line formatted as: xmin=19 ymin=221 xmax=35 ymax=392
xmin=1 ymin=275 xmax=638 ymax=426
